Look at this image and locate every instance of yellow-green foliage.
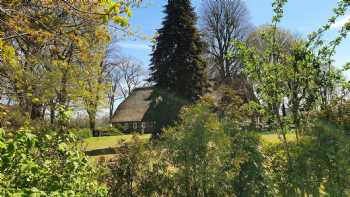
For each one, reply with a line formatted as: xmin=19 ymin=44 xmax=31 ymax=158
xmin=104 ymin=100 xmax=270 ymax=196
xmin=263 ymin=122 xmax=350 ymax=196
xmin=163 ymin=101 xmax=236 ymax=196
xmin=0 ymin=127 xmax=107 ymax=196
xmin=0 ymin=0 xmax=136 ymax=123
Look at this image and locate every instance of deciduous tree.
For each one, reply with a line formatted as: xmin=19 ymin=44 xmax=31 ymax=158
xmin=107 ymin=57 xmax=145 ymax=121
xmin=201 ymin=0 xmax=251 ymax=84
xmin=0 ymin=0 xmax=137 ymax=128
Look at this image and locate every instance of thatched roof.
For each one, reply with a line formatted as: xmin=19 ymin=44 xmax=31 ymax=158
xmin=111 ymin=87 xmax=154 ymax=123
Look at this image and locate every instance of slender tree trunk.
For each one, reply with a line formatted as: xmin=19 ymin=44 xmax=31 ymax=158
xmin=57 ymin=69 xmax=69 ymax=132
xmin=89 ymin=112 xmax=98 ymax=137
xmin=41 ymin=106 xmax=46 ymax=120
xmin=6 ymin=98 xmax=11 ymax=105
xmin=30 ymin=103 xmax=42 ymax=120
xmin=50 ymin=101 xmax=56 ymax=125
xmin=109 ymin=94 xmax=115 ymax=121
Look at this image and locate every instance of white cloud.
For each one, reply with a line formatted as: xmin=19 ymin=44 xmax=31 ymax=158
xmin=118 ymin=42 xmax=151 ymax=50
xmin=331 ymin=14 xmax=350 ymax=29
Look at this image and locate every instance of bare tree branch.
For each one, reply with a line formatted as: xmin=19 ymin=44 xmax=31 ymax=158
xmin=106 ymin=56 xmax=145 ymax=120
xmin=201 ymin=0 xmax=252 ymax=84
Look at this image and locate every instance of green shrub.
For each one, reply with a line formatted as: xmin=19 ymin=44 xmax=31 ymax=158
xmin=103 ymin=100 xmax=350 ymax=196
xmin=163 ymin=100 xmax=236 ymax=196
xmin=161 ymin=100 xmax=270 ymax=196
xmin=104 ymin=100 xmax=271 ymax=196
xmin=97 ymin=127 xmax=123 ymax=136
xmin=0 ymin=127 xmax=107 ymax=196
xmin=70 ymin=127 xmax=123 ymax=139
xmin=0 ymin=107 xmax=27 ymax=129
xmin=264 ymin=121 xmax=350 ymax=196
xmin=229 ymin=129 xmax=270 ymax=196
xmin=70 ymin=128 xmax=92 ymax=139
xmin=104 ymin=135 xmax=173 ymax=197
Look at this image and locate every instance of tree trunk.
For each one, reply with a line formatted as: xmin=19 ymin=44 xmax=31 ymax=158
xmin=109 ymin=95 xmax=115 ymax=122
xmin=50 ymin=104 xmax=55 ymax=125
xmin=88 ymin=110 xmax=98 ymax=137
xmin=30 ymin=103 xmax=42 ymax=120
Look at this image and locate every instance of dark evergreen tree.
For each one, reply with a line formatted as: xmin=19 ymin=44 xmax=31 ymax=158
xmin=149 ymin=0 xmax=209 ymax=101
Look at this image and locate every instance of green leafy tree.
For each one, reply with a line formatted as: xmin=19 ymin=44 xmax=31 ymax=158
xmin=0 ymin=0 xmax=136 ymax=127
xmin=233 ymin=0 xmax=350 ymax=142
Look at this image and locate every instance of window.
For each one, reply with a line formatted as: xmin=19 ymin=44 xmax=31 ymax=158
xmin=128 ymin=123 xmax=133 ymax=131
xmin=141 ymin=122 xmax=146 ymax=132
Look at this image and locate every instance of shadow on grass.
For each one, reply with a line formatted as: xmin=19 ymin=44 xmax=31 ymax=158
xmin=85 ymin=147 xmax=118 ymax=156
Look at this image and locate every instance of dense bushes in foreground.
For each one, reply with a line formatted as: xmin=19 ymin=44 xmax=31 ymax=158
xmin=0 ymin=128 xmax=107 ymax=196
xmin=104 ymin=101 xmax=350 ymax=197
xmin=104 ymin=101 xmax=269 ymax=196
xmin=264 ymin=122 xmax=350 ymax=196
xmin=1 ymin=100 xmax=349 ymax=196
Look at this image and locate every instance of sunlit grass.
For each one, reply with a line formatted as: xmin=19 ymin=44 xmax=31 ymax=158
xmin=82 ymin=134 xmax=151 ymax=151
xmin=83 ymin=132 xmax=295 ymax=162
xmin=83 ymin=132 xmax=295 ymax=153
xmin=259 ymin=132 xmax=296 ymax=144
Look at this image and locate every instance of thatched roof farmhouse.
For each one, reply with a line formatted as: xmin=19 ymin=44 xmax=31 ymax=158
xmin=111 ymin=79 xmax=256 ymax=133
xmin=111 ymin=87 xmax=155 ymax=133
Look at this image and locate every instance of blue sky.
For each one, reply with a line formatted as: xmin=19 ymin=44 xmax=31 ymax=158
xmin=109 ymin=0 xmax=350 ymax=78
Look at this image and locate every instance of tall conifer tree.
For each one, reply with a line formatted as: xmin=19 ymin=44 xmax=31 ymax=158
xmin=149 ymin=0 xmax=209 ymax=101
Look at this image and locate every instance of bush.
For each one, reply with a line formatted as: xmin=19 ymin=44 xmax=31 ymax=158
xmin=264 ymin=121 xmax=350 ymax=196
xmin=104 ymin=100 xmax=270 ymax=196
xmin=318 ymin=99 xmax=350 ymax=134
xmin=70 ymin=127 xmax=123 ymax=139
xmin=162 ymin=100 xmax=236 ymax=196
xmin=97 ymin=127 xmax=123 ymax=136
xmin=104 ymin=135 xmax=173 ymax=196
xmin=103 ymin=100 xmax=350 ymax=196
xmin=229 ymin=129 xmax=270 ymax=196
xmin=160 ymin=99 xmax=269 ymax=196
xmin=70 ymin=128 xmax=93 ymax=139
xmin=0 ymin=107 xmax=27 ymax=129
xmin=0 ymin=127 xmax=107 ymax=196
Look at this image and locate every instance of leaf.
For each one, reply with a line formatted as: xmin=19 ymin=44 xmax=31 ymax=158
xmin=58 ymin=142 xmax=67 ymax=153
xmin=0 ymin=128 xmax=4 ymax=138
xmin=0 ymin=141 xmax=6 ymax=150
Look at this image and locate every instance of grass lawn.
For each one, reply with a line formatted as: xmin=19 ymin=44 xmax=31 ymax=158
xmin=259 ymin=132 xmax=296 ymax=144
xmin=82 ymin=134 xmax=151 ymax=151
xmin=82 ymin=132 xmax=295 ymax=162
xmin=83 ymin=132 xmax=294 ymax=153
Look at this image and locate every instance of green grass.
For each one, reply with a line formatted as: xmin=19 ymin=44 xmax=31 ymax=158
xmin=82 ymin=132 xmax=294 ymax=162
xmin=82 ymin=134 xmax=151 ymax=151
xmin=71 ymin=127 xmax=124 ymax=139
xmin=83 ymin=132 xmax=295 ymax=152
xmin=259 ymin=132 xmax=296 ymax=144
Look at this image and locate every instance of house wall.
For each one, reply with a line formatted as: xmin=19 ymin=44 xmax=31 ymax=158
xmin=113 ymin=121 xmax=155 ymax=133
